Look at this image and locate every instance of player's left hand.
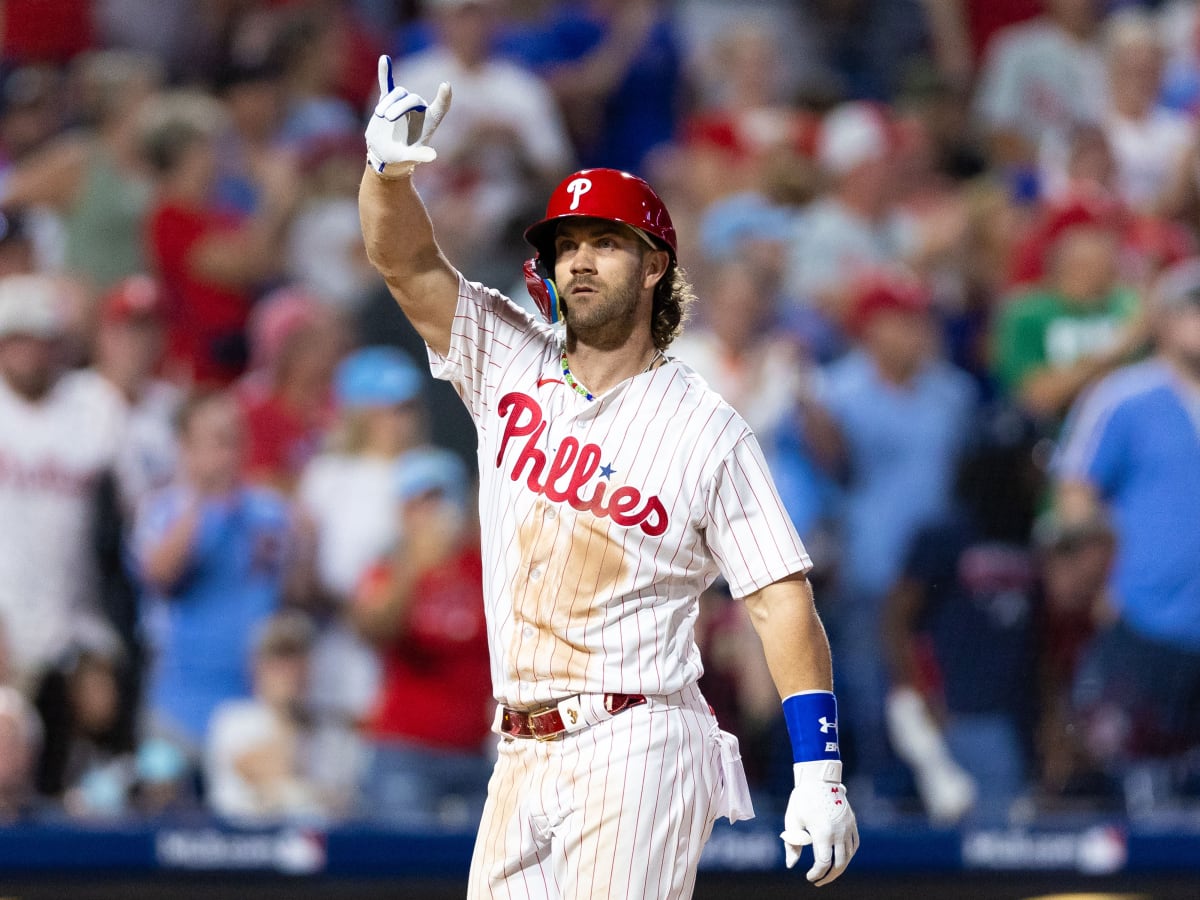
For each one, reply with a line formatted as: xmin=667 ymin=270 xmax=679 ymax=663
xmin=365 ymin=55 xmax=451 ymax=177
xmin=780 ymin=760 xmax=859 ymax=886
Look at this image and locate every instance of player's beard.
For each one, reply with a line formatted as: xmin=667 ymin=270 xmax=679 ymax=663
xmin=561 ymin=269 xmax=644 ymax=350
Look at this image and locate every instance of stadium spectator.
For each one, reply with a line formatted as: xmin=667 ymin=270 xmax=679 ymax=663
xmin=274 ymin=8 xmax=362 ymax=149
xmin=1097 ymin=10 xmax=1191 ymax=214
xmin=992 ymin=209 xmax=1148 ymax=424
xmin=790 ymin=0 xmax=933 ymax=102
xmin=298 ymin=346 xmax=427 ymax=729
xmin=0 ymin=65 xmax=65 ymax=167
xmin=1158 ymin=0 xmax=1200 ymax=113
xmin=210 ymin=46 xmax=289 ymax=220
xmin=0 ymin=274 xmax=126 ymax=698
xmin=93 ymin=0 xmax=209 ymax=80
xmin=1055 ymin=257 xmax=1200 ymax=813
xmin=1010 ymin=132 xmax=1195 ymax=292
xmin=133 ymin=390 xmax=302 ymax=754
xmin=351 ymin=448 xmax=491 ymax=827
xmin=53 ymin=641 xmax=131 ymax=819
xmin=671 ymin=22 xmax=817 ymax=211
xmin=882 ymin=408 xmax=1044 ymax=825
xmin=89 ymin=274 xmax=183 ymax=750
xmin=390 ymin=0 xmax=575 ymax=283
xmin=1030 ymin=508 xmax=1114 ymax=805
xmin=300 ymin=346 xmax=426 ymax=606
xmin=918 ymin=0 xmax=1042 ymax=85
xmin=286 ymin=134 xmax=380 ymax=314
xmin=92 ymin=275 xmax=182 ymax=513
xmin=785 ymin=103 xmax=921 ymax=332
xmin=236 ymin=287 xmax=346 ymax=495
xmin=974 ymin=0 xmax=1106 ymax=170
xmin=140 ymin=89 xmax=301 ymax=386
xmin=0 ymin=50 xmax=162 ymax=296
xmin=206 ymin=610 xmax=353 ymax=822
xmin=944 ymin=180 xmax=1028 ymax=393
xmin=671 ymin=258 xmax=834 ymax=543
xmin=505 ymin=0 xmax=683 ymax=177
xmin=815 ymin=274 xmax=978 ymax=794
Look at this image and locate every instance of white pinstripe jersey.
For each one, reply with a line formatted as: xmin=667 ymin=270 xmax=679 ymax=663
xmin=431 ymin=275 xmax=812 ymax=709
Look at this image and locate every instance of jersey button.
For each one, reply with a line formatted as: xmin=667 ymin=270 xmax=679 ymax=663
xmin=529 ymin=566 xmax=543 ymax=581
xmin=545 ymin=507 xmax=557 ymax=521
xmin=523 ymin=625 xmax=534 ymax=638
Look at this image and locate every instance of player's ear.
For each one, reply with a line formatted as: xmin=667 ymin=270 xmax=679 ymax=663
xmin=642 ymin=249 xmax=670 ymax=290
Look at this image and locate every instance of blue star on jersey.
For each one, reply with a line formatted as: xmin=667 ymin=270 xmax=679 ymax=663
xmin=599 ymin=463 xmax=616 ymax=479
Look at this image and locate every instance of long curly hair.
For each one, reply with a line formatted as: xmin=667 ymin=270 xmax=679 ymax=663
xmin=650 ymin=262 xmax=697 ymax=351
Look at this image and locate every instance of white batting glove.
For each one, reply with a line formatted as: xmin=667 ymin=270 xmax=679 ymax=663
xmin=365 ymin=55 xmax=451 ymax=178
xmin=781 ymin=760 xmax=859 ymax=886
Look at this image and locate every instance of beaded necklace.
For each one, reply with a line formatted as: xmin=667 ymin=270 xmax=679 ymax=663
xmin=559 ymin=344 xmax=663 ymax=402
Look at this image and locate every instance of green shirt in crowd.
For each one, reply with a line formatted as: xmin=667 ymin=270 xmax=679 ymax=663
xmin=991 ymin=287 xmax=1140 ymax=397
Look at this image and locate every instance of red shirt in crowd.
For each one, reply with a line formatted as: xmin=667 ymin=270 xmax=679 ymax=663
xmin=235 ymin=377 xmax=332 ymax=492
xmin=967 ymin=0 xmax=1041 ymax=63
xmin=147 ymin=201 xmax=254 ymax=386
xmin=359 ymin=547 xmax=493 ymax=753
xmin=1 ymin=0 xmax=93 ymax=64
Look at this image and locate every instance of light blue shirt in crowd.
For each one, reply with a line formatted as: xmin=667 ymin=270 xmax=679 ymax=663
xmin=134 ymin=484 xmax=292 ymax=744
xmin=1057 ymin=359 xmax=1200 ymax=649
xmin=820 ymin=349 xmax=978 ymax=602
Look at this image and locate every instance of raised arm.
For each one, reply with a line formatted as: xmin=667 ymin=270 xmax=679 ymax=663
xmin=359 ymin=56 xmax=458 ymax=357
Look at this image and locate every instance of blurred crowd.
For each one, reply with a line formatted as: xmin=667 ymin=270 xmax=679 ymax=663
xmin=0 ymin=0 xmax=1198 ymax=832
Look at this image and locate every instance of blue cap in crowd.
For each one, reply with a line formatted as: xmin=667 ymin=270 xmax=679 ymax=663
xmin=334 ymin=346 xmax=422 ymax=410
xmin=393 ymin=447 xmax=469 ymax=509
xmin=699 ymin=192 xmax=794 ymax=260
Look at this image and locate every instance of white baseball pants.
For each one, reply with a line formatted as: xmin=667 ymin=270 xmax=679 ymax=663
xmin=467 ymin=683 xmax=729 ymax=899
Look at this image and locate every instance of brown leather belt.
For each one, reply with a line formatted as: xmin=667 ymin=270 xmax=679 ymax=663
xmin=500 ymin=693 xmax=646 ymax=741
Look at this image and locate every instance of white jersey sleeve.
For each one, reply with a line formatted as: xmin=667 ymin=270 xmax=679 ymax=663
xmin=427 ymin=273 xmax=557 ymax=422
xmin=705 ymin=432 xmax=813 ymax=598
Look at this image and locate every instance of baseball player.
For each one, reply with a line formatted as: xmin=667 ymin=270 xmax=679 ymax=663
xmin=359 ymin=57 xmax=858 ymax=897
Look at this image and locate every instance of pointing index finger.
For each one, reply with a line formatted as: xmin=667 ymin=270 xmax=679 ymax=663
xmin=377 ymin=55 xmax=394 ymax=95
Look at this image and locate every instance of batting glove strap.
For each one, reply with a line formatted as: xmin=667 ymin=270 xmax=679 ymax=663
xmin=365 ymin=147 xmax=416 ymax=180
xmin=780 ymin=760 xmax=859 ymax=885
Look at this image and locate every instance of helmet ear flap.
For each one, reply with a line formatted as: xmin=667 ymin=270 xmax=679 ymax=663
xmin=523 ymin=256 xmax=562 ymax=324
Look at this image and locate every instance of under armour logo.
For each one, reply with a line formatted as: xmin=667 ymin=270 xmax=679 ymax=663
xmin=566 ymin=708 xmax=578 ymax=724
xmin=818 ymin=717 xmax=837 ymax=734
xmin=566 ymin=177 xmax=592 ymax=210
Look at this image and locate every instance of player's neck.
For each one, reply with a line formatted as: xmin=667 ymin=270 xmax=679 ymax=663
xmin=563 ymin=333 xmax=662 ymax=398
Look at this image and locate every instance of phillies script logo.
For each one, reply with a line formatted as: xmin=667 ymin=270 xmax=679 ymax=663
xmin=497 ymin=392 xmax=668 ymax=536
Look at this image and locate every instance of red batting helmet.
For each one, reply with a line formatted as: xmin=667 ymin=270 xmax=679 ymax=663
xmin=523 ymin=168 xmax=677 ymax=323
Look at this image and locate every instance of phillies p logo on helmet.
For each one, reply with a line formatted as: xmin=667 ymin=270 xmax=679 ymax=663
xmin=566 ymin=177 xmax=592 ymax=211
